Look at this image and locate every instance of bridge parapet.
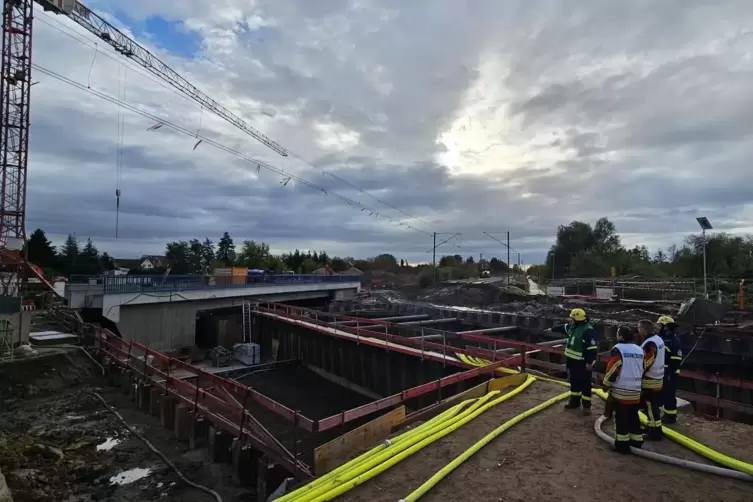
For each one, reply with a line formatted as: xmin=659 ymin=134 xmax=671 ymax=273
xmin=100 ymin=274 xmax=361 ymax=294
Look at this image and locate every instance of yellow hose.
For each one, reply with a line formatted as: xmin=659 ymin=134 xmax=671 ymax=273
xmin=464 ymin=356 xmax=753 ymax=476
xmin=278 ymin=400 xmax=473 ymax=502
xmin=400 ymin=389 xmax=570 ymax=501
xmin=296 ymin=376 xmax=537 ymax=502
xmin=289 ymin=392 xmax=504 ymax=502
xmin=592 ymin=388 xmax=753 ymax=476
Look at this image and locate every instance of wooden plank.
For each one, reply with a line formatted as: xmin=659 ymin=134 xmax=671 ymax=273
xmin=487 ymin=372 xmax=527 ymax=392
xmin=402 ymin=378 xmax=491 ymax=429
xmin=313 ymin=406 xmax=406 ymax=475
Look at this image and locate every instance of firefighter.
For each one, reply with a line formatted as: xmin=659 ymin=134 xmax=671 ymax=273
xmin=657 ymin=315 xmax=683 ymax=424
xmin=638 ymin=319 xmax=665 ymax=441
xmin=603 ymin=326 xmax=644 ymax=454
xmin=552 ymin=308 xmax=598 ymax=415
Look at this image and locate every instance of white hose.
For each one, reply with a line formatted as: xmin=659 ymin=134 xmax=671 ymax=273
xmin=594 ymin=416 xmax=753 ymax=482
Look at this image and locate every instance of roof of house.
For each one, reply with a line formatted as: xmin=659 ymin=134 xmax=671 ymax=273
xmin=113 ymin=258 xmax=142 ymax=270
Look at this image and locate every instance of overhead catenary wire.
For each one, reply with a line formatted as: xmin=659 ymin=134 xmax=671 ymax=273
xmin=35 ymin=11 xmax=437 ymax=235
xmin=32 ymin=63 xmax=434 ymax=237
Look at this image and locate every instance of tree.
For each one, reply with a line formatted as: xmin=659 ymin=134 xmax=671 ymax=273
xmin=58 ymin=234 xmax=80 ymax=276
xmin=488 ymin=257 xmax=509 ymax=273
xmin=216 ymin=232 xmax=236 ymax=266
xmin=201 ymin=238 xmax=215 ymax=274
xmin=373 ymin=254 xmax=398 ymax=271
xmin=100 ymin=252 xmax=115 ymax=271
xmin=331 ymin=257 xmax=349 ymax=272
xmin=165 ymin=241 xmax=190 ymax=274
xmin=301 ymin=258 xmax=317 ymax=273
xmin=238 ymin=240 xmax=270 ymax=269
xmin=439 ymin=255 xmax=460 ymax=267
xmin=26 ymin=228 xmax=57 ymax=270
xmin=187 ymin=239 xmax=204 ymax=274
xmin=77 ymin=238 xmax=102 ymax=275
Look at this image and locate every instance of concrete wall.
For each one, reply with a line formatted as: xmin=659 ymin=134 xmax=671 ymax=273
xmin=118 ymin=290 xmax=338 ymax=351
xmin=103 ymin=283 xmax=359 ymax=323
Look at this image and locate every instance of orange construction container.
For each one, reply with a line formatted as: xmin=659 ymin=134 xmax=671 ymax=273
xmin=231 ymin=267 xmax=248 ymax=276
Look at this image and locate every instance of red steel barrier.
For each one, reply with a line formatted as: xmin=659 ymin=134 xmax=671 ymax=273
xmin=258 ymin=302 xmax=753 ymax=416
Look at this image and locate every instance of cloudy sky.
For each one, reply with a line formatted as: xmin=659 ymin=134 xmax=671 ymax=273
xmin=26 ymin=0 xmax=753 ymax=264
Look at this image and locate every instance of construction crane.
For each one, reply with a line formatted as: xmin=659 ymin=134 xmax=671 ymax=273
xmin=0 ymin=0 xmax=290 ymax=302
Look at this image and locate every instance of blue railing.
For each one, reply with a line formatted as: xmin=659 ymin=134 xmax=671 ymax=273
xmin=102 ymin=274 xmax=362 ymax=294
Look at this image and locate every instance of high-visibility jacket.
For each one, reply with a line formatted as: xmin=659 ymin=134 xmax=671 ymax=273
xmin=608 ymin=343 xmax=644 ymax=403
xmin=563 ymin=322 xmax=595 ymax=361
xmin=661 ymin=330 xmax=683 ymax=377
xmin=641 ymin=334 xmax=665 ymax=387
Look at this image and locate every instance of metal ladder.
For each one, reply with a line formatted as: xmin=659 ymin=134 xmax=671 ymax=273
xmin=241 ymin=301 xmax=252 ymax=343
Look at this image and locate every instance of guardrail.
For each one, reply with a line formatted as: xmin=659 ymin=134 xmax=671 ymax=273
xmin=90 ymin=327 xmax=312 ymax=477
xmin=260 ymin=302 xmax=753 ymax=418
xmin=101 ymin=274 xmax=361 ymax=294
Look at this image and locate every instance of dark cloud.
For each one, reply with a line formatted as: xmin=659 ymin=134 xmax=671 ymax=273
xmin=24 ymin=1 xmax=753 ymax=264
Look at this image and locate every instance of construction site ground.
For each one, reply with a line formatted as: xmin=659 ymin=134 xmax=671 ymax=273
xmin=0 ymin=352 xmax=249 ymax=502
xmin=340 ymin=380 xmax=753 ymax=502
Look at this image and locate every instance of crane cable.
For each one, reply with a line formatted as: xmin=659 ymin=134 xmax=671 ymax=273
xmin=115 ymin=65 xmax=126 ymax=238
xmin=32 ymin=63 xmax=436 ymax=237
xmin=35 ymin=11 xmax=437 ymax=235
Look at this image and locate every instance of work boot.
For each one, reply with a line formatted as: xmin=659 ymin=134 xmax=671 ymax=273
xmin=614 ymin=441 xmax=631 ymax=455
xmin=564 ymin=401 xmax=580 ymax=411
xmin=645 ymin=427 xmax=664 ymax=441
xmin=582 ymin=407 xmax=592 ymax=416
xmin=663 ymin=414 xmax=677 ymax=425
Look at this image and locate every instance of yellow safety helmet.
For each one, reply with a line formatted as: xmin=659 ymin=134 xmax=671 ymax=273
xmin=569 ymin=308 xmax=587 ymax=322
xmin=656 ymin=315 xmax=675 ymax=325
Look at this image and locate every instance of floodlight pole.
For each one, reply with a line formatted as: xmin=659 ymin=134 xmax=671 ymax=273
xmin=702 ymin=228 xmax=708 ymax=299
xmin=696 ymin=216 xmax=712 ymax=299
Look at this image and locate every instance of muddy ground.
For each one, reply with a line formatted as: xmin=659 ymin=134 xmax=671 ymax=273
xmin=340 ymin=381 xmax=753 ymax=502
xmin=0 ymin=352 xmax=251 ymax=502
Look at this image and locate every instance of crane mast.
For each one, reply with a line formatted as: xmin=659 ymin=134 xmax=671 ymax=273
xmin=0 ymin=0 xmax=290 ymax=346
xmin=0 ymin=0 xmax=34 ymax=301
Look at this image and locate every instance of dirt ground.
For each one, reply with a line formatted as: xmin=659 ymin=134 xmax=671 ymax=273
xmin=0 ymin=352 xmax=251 ymax=502
xmin=340 ymin=381 xmax=753 ymax=502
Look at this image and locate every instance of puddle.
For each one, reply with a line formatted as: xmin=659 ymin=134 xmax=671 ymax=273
xmin=96 ymin=437 xmax=121 ymax=451
xmin=109 ymin=467 xmax=152 ymax=485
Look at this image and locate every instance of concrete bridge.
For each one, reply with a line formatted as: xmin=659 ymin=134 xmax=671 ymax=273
xmin=66 ymin=274 xmax=361 ymax=350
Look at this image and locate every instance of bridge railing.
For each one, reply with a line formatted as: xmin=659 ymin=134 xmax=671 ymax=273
xmin=102 ymin=274 xmax=361 ymax=294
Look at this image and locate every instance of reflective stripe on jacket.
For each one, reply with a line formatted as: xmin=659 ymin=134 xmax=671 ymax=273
xmin=612 ymin=343 xmax=644 ymax=402
xmin=564 ymin=322 xmax=593 ymax=360
xmin=642 ymin=334 xmax=665 ymax=386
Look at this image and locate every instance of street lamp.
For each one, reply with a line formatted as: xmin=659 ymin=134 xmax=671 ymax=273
xmin=696 ymin=216 xmax=713 ymax=299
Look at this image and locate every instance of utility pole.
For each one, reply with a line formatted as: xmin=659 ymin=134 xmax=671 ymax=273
xmin=432 ymin=232 xmax=437 ymax=286
xmin=507 ymin=231 xmax=511 ymax=283
xmin=426 ymin=233 xmax=460 ymax=287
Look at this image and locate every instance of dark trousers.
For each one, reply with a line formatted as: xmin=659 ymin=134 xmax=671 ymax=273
xmin=663 ymin=375 xmax=678 ymax=422
xmin=640 ymin=388 xmax=664 ymax=440
xmin=614 ymin=401 xmax=643 ymax=454
xmin=566 ymin=358 xmax=592 ymax=408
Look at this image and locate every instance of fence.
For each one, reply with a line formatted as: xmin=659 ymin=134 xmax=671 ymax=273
xmin=101 ymin=274 xmax=361 ymax=294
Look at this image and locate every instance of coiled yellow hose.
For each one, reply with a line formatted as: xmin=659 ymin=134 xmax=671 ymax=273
xmin=287 ymin=376 xmax=536 ymax=502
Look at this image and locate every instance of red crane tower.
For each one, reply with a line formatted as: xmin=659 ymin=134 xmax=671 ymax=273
xmin=0 ymin=0 xmax=289 ymax=316
xmin=0 ymin=0 xmax=34 ymax=299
